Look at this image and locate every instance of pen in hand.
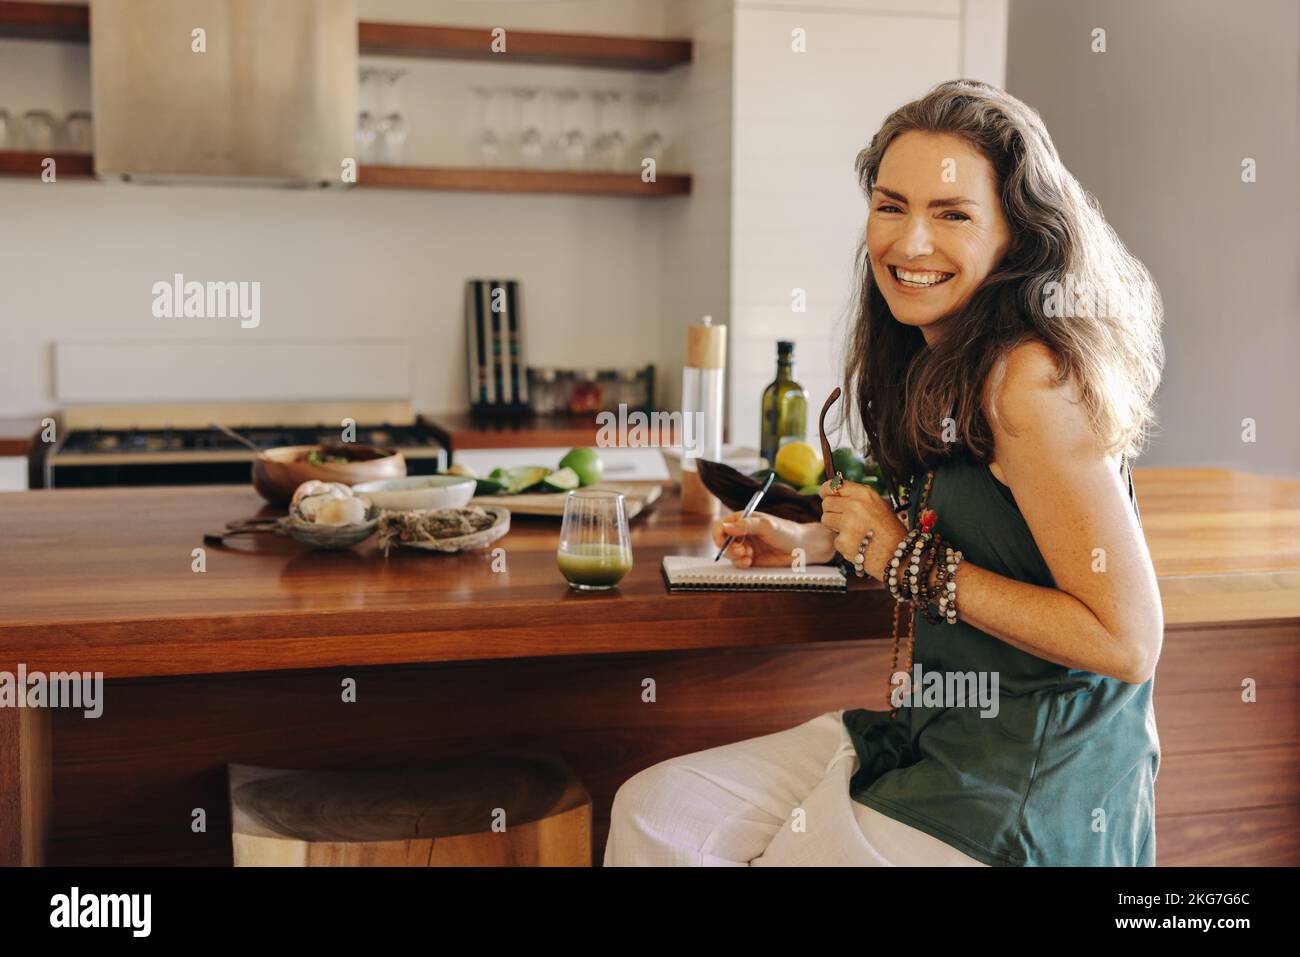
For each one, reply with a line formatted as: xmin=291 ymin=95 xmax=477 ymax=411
xmin=715 ymin=471 xmax=776 ymax=561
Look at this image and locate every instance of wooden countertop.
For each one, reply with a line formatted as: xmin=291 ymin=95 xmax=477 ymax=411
xmin=0 ymin=468 xmax=1295 ymax=679
xmin=0 ymin=482 xmax=887 ymax=679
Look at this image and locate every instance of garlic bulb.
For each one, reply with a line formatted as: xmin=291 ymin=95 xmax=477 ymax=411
xmin=315 ymin=496 xmax=368 ymax=526
xmin=291 ymin=481 xmax=354 ymax=523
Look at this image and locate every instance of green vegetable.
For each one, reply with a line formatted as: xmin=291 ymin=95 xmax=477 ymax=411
xmin=831 ymin=447 xmax=867 ymax=484
xmin=542 ymin=467 xmax=580 ymax=492
xmin=501 ymin=465 xmax=551 ymax=495
xmin=558 ymin=447 xmax=604 ymax=487
xmin=307 ymin=449 xmax=349 ymax=465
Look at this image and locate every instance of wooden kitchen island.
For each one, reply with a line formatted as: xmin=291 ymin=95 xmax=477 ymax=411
xmin=1 ymin=469 xmax=1298 ymax=867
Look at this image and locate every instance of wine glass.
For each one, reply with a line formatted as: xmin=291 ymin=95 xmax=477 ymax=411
xmin=357 ymin=68 xmax=379 ymax=163
xmin=557 ymin=489 xmax=633 ymax=590
xmin=552 ymin=87 xmax=587 ymax=169
xmin=472 ymin=85 xmax=505 ymax=166
xmin=513 ymin=86 xmax=545 ymax=167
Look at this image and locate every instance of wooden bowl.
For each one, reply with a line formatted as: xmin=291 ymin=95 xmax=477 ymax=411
xmin=695 ymin=459 xmax=823 ymax=522
xmin=252 ymin=444 xmax=406 ymax=506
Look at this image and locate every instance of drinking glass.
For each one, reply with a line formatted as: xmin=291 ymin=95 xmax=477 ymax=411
xmin=472 ymin=85 xmax=505 ymax=166
xmin=357 ymin=68 xmax=379 ymax=163
xmin=552 ymin=87 xmax=587 ymax=169
xmin=64 ymin=111 xmax=92 ymax=152
xmin=0 ymin=110 xmax=13 ymax=150
xmin=22 ymin=110 xmax=57 ymax=152
xmin=373 ymin=69 xmax=406 ymax=165
xmin=557 ymin=489 xmax=632 ymax=590
xmin=513 ymin=86 xmax=545 ymax=167
xmin=633 ymin=91 xmax=665 ymax=166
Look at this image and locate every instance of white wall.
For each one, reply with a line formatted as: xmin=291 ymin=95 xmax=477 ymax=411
xmin=727 ymin=0 xmax=1000 ymax=457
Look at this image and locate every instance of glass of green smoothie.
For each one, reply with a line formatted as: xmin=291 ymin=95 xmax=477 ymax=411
xmin=557 ymin=489 xmax=633 ymax=590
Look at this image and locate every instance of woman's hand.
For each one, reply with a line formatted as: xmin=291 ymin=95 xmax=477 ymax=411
xmin=709 ymin=511 xmax=836 ymax=568
xmin=818 ymin=480 xmax=908 ymax=580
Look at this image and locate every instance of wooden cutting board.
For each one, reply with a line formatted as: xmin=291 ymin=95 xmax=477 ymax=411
xmin=469 ymin=482 xmax=663 ymax=519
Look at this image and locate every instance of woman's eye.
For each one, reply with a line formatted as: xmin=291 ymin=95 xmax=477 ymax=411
xmin=877 ymin=203 xmax=902 ymax=213
xmin=941 ymin=211 xmax=970 ymax=221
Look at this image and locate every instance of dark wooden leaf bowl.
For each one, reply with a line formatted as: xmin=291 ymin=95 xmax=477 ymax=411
xmin=695 ymin=459 xmax=822 ymax=522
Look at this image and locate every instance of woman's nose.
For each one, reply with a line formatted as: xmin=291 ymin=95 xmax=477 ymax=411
xmin=897 ymin=215 xmax=935 ymax=258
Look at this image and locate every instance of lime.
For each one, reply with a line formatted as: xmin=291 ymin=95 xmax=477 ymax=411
xmin=797 ymin=484 xmax=822 ymax=495
xmin=473 ymin=477 xmax=507 ymax=495
xmin=774 ymin=441 xmax=823 ymax=488
xmin=502 ymin=465 xmax=551 ymax=494
xmin=559 ymin=447 xmax=604 ymax=487
xmin=831 ymin=447 xmax=867 ymax=484
xmin=543 ymin=467 xmax=580 ymax=492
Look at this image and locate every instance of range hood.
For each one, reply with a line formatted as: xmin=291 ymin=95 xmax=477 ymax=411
xmin=90 ymin=0 xmax=357 ymax=188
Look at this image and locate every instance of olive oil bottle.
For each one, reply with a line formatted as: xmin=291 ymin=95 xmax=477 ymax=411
xmin=759 ymin=340 xmax=808 ymax=468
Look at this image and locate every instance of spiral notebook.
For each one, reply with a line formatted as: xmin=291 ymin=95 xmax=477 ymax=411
xmin=661 ymin=555 xmax=847 ymax=592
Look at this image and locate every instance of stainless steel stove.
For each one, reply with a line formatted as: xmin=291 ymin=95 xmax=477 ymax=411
xmin=38 ymin=402 xmax=447 ymax=489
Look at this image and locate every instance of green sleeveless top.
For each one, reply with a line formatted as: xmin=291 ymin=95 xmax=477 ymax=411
xmin=843 ymin=451 xmax=1159 ymax=866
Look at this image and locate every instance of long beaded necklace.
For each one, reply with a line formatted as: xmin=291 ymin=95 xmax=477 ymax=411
xmin=887 ymin=469 xmax=935 ymax=720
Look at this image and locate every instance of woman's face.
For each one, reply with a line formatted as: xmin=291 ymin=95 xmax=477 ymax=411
xmin=866 ymin=131 xmax=1013 ymax=343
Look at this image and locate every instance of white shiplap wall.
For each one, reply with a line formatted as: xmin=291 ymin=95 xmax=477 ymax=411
xmin=657 ymin=0 xmax=735 ymax=415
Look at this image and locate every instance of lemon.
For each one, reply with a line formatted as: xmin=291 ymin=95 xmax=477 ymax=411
xmin=774 ymin=441 xmax=823 ymax=489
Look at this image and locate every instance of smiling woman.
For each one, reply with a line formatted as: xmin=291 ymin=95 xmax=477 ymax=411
xmin=605 ymin=79 xmax=1167 ymax=868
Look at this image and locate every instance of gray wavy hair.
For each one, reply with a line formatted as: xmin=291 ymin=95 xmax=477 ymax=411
xmin=843 ymin=79 xmax=1164 ymax=495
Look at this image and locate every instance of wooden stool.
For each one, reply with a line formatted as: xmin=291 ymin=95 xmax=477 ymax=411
xmin=228 ymin=751 xmax=591 ymax=866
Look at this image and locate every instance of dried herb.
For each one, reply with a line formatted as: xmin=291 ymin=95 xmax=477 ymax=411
xmin=376 ymin=506 xmax=498 ymax=555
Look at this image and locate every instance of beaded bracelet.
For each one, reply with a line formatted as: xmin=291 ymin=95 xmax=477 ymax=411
xmin=852 ymin=530 xmax=874 ymax=578
xmin=918 ymin=536 xmax=947 ymax=624
xmin=887 ymin=526 xmax=923 ymax=601
xmin=938 ymin=547 xmax=963 ymax=624
xmin=889 ymin=522 xmax=920 ymax=598
xmin=906 ymin=529 xmax=934 ymax=602
xmin=915 ymin=533 xmax=947 ymax=621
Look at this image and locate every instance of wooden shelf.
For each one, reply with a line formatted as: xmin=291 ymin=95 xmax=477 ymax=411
xmin=0 ymin=1 xmax=692 ymax=71
xmin=0 ymin=152 xmax=689 ymax=196
xmin=357 ymin=22 xmax=690 ymax=70
xmin=0 ymin=1 xmax=86 ymax=42
xmin=0 ymin=150 xmax=93 ymax=177
xmin=357 ymin=165 xmax=690 ymax=196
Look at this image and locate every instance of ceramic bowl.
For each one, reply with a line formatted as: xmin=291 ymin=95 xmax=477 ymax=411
xmin=351 ymin=474 xmax=476 ymax=512
xmin=252 ymin=444 xmax=406 ymax=506
xmin=279 ymin=507 xmax=380 ymax=550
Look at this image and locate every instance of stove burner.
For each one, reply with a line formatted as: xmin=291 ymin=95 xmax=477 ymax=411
xmin=60 ymin=424 xmax=443 ymax=455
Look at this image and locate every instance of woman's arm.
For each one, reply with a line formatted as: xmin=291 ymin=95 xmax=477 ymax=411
xmin=947 ymin=342 xmax=1164 ymax=683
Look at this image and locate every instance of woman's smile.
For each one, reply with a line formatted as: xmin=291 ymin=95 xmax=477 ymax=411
xmin=888 ymin=265 xmax=957 ymax=290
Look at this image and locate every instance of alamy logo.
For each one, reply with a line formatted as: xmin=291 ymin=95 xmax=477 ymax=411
xmin=0 ymin=665 xmax=103 ymax=718
xmin=595 ymin=405 xmax=701 ymax=452
xmin=890 ymin=664 xmax=1000 ymax=718
xmin=50 ymin=887 xmax=151 ymax=937
xmin=152 ymin=273 xmax=260 ymax=328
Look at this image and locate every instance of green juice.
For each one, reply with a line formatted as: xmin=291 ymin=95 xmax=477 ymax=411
xmin=557 ymin=543 xmax=633 ymax=589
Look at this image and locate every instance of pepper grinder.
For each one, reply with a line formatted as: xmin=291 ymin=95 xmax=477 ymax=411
xmin=680 ymin=315 xmax=726 ymax=516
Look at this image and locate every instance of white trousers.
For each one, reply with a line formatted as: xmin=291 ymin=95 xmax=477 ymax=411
xmin=603 ymin=708 xmax=990 ymax=866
